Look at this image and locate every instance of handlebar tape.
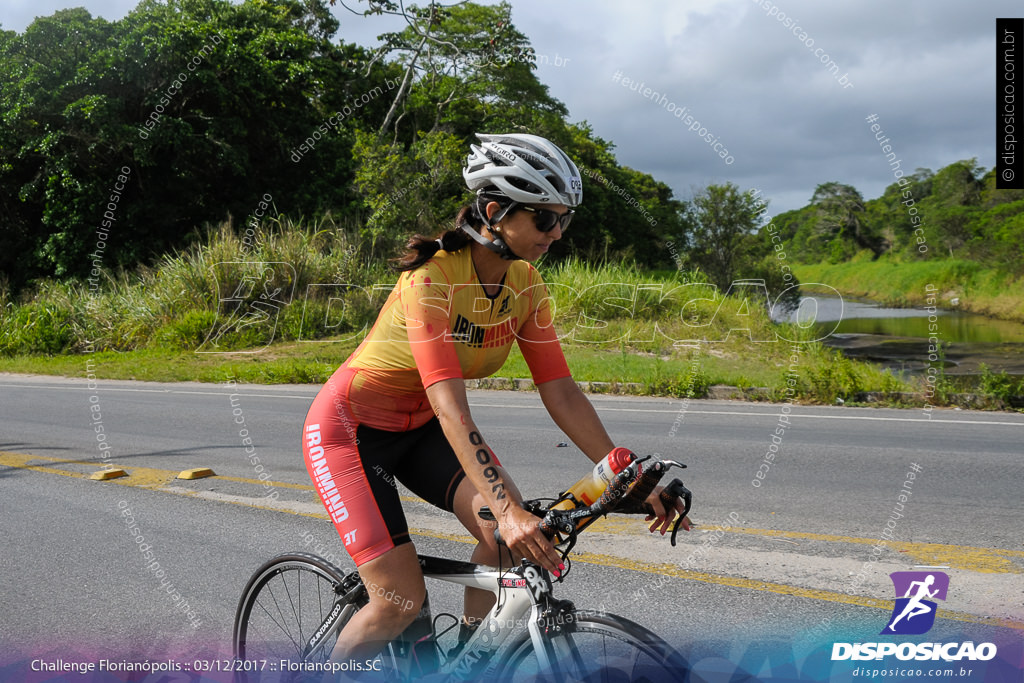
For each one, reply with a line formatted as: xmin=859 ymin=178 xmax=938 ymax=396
xmin=615 ymin=461 xmax=666 ymax=515
xmin=593 ymin=465 xmax=640 ymax=514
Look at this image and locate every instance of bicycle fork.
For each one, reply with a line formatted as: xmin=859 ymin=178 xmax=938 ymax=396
xmin=301 ymin=573 xmax=364 ymax=660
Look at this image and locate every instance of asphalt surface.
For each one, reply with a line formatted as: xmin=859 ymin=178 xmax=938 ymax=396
xmin=1 ymin=373 xmax=1022 ymax=680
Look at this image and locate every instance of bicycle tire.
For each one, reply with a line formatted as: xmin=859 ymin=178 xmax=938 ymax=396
xmin=232 ymin=552 xmax=399 ymax=682
xmin=492 ymin=610 xmax=687 ymax=683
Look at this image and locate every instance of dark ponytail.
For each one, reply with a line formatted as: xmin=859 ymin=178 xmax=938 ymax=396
xmin=391 ymin=227 xmax=471 ymax=272
xmin=391 ymin=195 xmax=510 ymax=272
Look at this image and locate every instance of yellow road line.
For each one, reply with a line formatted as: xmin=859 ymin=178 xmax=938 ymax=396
xmin=0 ymin=451 xmax=178 ymax=488
xmin=0 ymin=453 xmax=90 ymax=479
xmin=4 ymin=450 xmax=1022 ymax=631
xmin=565 ymin=551 xmax=1024 ymax=632
xmin=701 ymin=525 xmax=1024 ymax=574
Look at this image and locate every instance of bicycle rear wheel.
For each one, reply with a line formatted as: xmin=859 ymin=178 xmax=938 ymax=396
xmin=233 ymin=552 xmax=398 ymax=681
xmin=493 ymin=610 xmax=687 ymax=682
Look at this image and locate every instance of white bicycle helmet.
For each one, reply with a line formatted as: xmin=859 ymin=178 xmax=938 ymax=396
xmin=461 ymin=133 xmax=582 ymax=260
xmin=463 ymin=133 xmax=583 ymax=207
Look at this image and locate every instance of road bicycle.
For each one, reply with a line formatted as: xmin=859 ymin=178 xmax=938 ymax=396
xmin=232 ymin=455 xmax=693 ymax=681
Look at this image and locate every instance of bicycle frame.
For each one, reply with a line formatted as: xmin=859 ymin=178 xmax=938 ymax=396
xmin=303 ymin=554 xmax=571 ymax=681
xmin=417 ymin=555 xmax=570 ymax=680
xmin=292 ymin=457 xmax=692 ymax=680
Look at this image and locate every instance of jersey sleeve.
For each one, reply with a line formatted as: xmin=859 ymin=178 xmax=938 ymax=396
xmin=399 ymin=264 xmax=464 ymax=389
xmin=516 ymin=272 xmax=572 ymax=385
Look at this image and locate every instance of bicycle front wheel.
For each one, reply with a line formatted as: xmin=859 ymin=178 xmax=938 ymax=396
xmin=234 ymin=552 xmax=400 ymax=681
xmin=233 ymin=553 xmax=352 ymax=664
xmin=494 ymin=610 xmax=687 ymax=683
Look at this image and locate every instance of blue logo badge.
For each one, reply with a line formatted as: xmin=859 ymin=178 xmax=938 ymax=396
xmin=881 ymin=571 xmax=948 ymax=635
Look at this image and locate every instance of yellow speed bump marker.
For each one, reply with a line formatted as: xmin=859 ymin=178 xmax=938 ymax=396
xmin=178 ymin=467 xmax=215 ymax=480
xmin=89 ymin=468 xmax=127 ymax=481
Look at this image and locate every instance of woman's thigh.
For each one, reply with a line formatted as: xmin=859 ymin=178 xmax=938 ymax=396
xmin=303 ymin=379 xmax=417 ymax=567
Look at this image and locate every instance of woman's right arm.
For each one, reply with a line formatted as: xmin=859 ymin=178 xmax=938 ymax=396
xmin=425 ymin=377 xmax=563 ymax=576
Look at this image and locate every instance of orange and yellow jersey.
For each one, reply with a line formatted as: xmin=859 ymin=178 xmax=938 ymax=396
xmin=336 ymin=247 xmax=571 ymax=431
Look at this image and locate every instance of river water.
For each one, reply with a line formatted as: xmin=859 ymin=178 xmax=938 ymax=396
xmin=776 ymin=295 xmax=1024 ymax=376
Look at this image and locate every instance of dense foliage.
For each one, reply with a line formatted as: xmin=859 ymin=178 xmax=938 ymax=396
xmin=769 ymin=161 xmax=1024 ymax=271
xmin=6 ymin=0 xmax=1011 ymax=342
xmin=0 ymin=0 xmax=686 ymax=291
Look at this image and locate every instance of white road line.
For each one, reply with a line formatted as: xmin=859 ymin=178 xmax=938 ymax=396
xmin=3 ymin=382 xmax=1023 ymax=427
xmin=468 ymin=403 xmax=1024 ymax=427
xmin=0 ymin=382 xmax=313 ymax=401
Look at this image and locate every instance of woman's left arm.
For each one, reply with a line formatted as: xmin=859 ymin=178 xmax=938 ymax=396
xmin=538 ymin=376 xmax=692 ymax=535
xmin=518 ymin=277 xmax=689 ymax=534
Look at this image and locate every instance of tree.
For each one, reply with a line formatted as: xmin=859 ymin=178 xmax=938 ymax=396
xmin=0 ymin=0 xmax=382 ymax=287
xmin=332 ymin=0 xmax=563 ymax=140
xmin=351 ymin=128 xmax=467 ymax=259
xmin=931 ymin=159 xmax=983 ymax=207
xmin=0 ymin=0 xmax=696 ymax=287
xmin=339 ymin=2 xmax=681 ymax=267
xmin=732 ymin=161 xmax=1024 ymax=273
xmin=0 ymin=8 xmax=119 ymax=283
xmin=809 ymin=182 xmax=878 ymax=258
xmin=686 ymin=183 xmax=762 ymax=289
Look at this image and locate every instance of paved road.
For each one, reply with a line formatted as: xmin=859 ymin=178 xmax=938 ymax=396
xmin=1 ymin=374 xmax=1022 ymax=680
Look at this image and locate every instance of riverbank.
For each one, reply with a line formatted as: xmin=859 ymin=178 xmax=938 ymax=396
xmin=793 ymin=259 xmax=1024 ymax=323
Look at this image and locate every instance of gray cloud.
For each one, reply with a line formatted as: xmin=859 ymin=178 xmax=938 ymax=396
xmin=3 ymin=0 xmax=1011 ymax=216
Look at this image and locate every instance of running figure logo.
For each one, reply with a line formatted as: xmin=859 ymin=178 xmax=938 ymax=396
xmin=881 ymin=571 xmax=949 ymax=635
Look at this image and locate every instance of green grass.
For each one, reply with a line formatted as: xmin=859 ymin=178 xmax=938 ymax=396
xmin=0 ymin=333 xmax=911 ymax=403
xmin=0 ymin=217 xmax=382 ymax=356
xmin=795 ymin=258 xmax=1024 ymax=322
xmin=0 ymin=223 xmax=777 ymax=359
xmin=6 ymin=328 xmax=1016 ymax=407
xmin=2 ymin=223 xmax=1016 ymax=406
xmin=0 ymin=341 xmax=360 ymax=384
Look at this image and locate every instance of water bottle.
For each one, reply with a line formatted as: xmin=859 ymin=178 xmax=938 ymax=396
xmin=552 ymin=447 xmax=637 ymax=510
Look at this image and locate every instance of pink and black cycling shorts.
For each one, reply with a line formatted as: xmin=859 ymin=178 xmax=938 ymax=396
xmin=302 ymin=369 xmax=467 ymax=566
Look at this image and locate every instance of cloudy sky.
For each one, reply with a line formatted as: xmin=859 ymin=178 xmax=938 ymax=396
xmin=2 ymin=0 xmax=1015 ymax=215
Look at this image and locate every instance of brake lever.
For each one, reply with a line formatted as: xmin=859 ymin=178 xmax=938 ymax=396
xmin=661 ymin=478 xmax=693 ymax=546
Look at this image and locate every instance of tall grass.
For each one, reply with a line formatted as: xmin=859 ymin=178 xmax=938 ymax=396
xmin=6 ymin=227 xmax=1011 ymax=405
xmin=0 ymin=216 xmax=381 ymax=355
xmin=1 ymin=229 xmax=780 ymax=356
xmin=541 ymin=255 xmax=786 ymax=353
xmin=1 ymin=227 xmax=897 ymax=397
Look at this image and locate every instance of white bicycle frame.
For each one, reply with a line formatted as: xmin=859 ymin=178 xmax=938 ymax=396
xmin=421 ymin=555 xmax=565 ymax=680
xmin=308 ymin=554 xmax=572 ymax=681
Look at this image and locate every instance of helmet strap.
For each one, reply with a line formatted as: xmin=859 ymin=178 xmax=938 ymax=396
xmin=459 ymin=222 xmax=521 ymax=261
xmin=463 ymin=197 xmax=521 ymax=260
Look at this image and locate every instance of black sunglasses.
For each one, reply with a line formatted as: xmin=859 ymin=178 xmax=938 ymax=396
xmin=517 ymin=205 xmax=574 ymax=233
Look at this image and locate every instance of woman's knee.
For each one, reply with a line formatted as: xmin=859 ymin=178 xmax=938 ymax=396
xmin=365 ymin=581 xmax=425 ymax=629
xmin=357 ymin=545 xmax=426 ymax=631
xmin=452 ymin=478 xmax=508 ymax=547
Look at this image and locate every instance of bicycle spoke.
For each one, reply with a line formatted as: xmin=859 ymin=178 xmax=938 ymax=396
xmin=316 ymin=572 xmax=323 ymax=632
xmin=254 ymin=588 xmax=302 ymax=654
xmin=280 ymin=572 xmax=300 ymax=645
xmin=267 ymin=580 xmax=302 ymax=653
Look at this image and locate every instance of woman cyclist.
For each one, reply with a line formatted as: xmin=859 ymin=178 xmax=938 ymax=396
xmin=302 ymin=133 xmax=690 ymax=664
